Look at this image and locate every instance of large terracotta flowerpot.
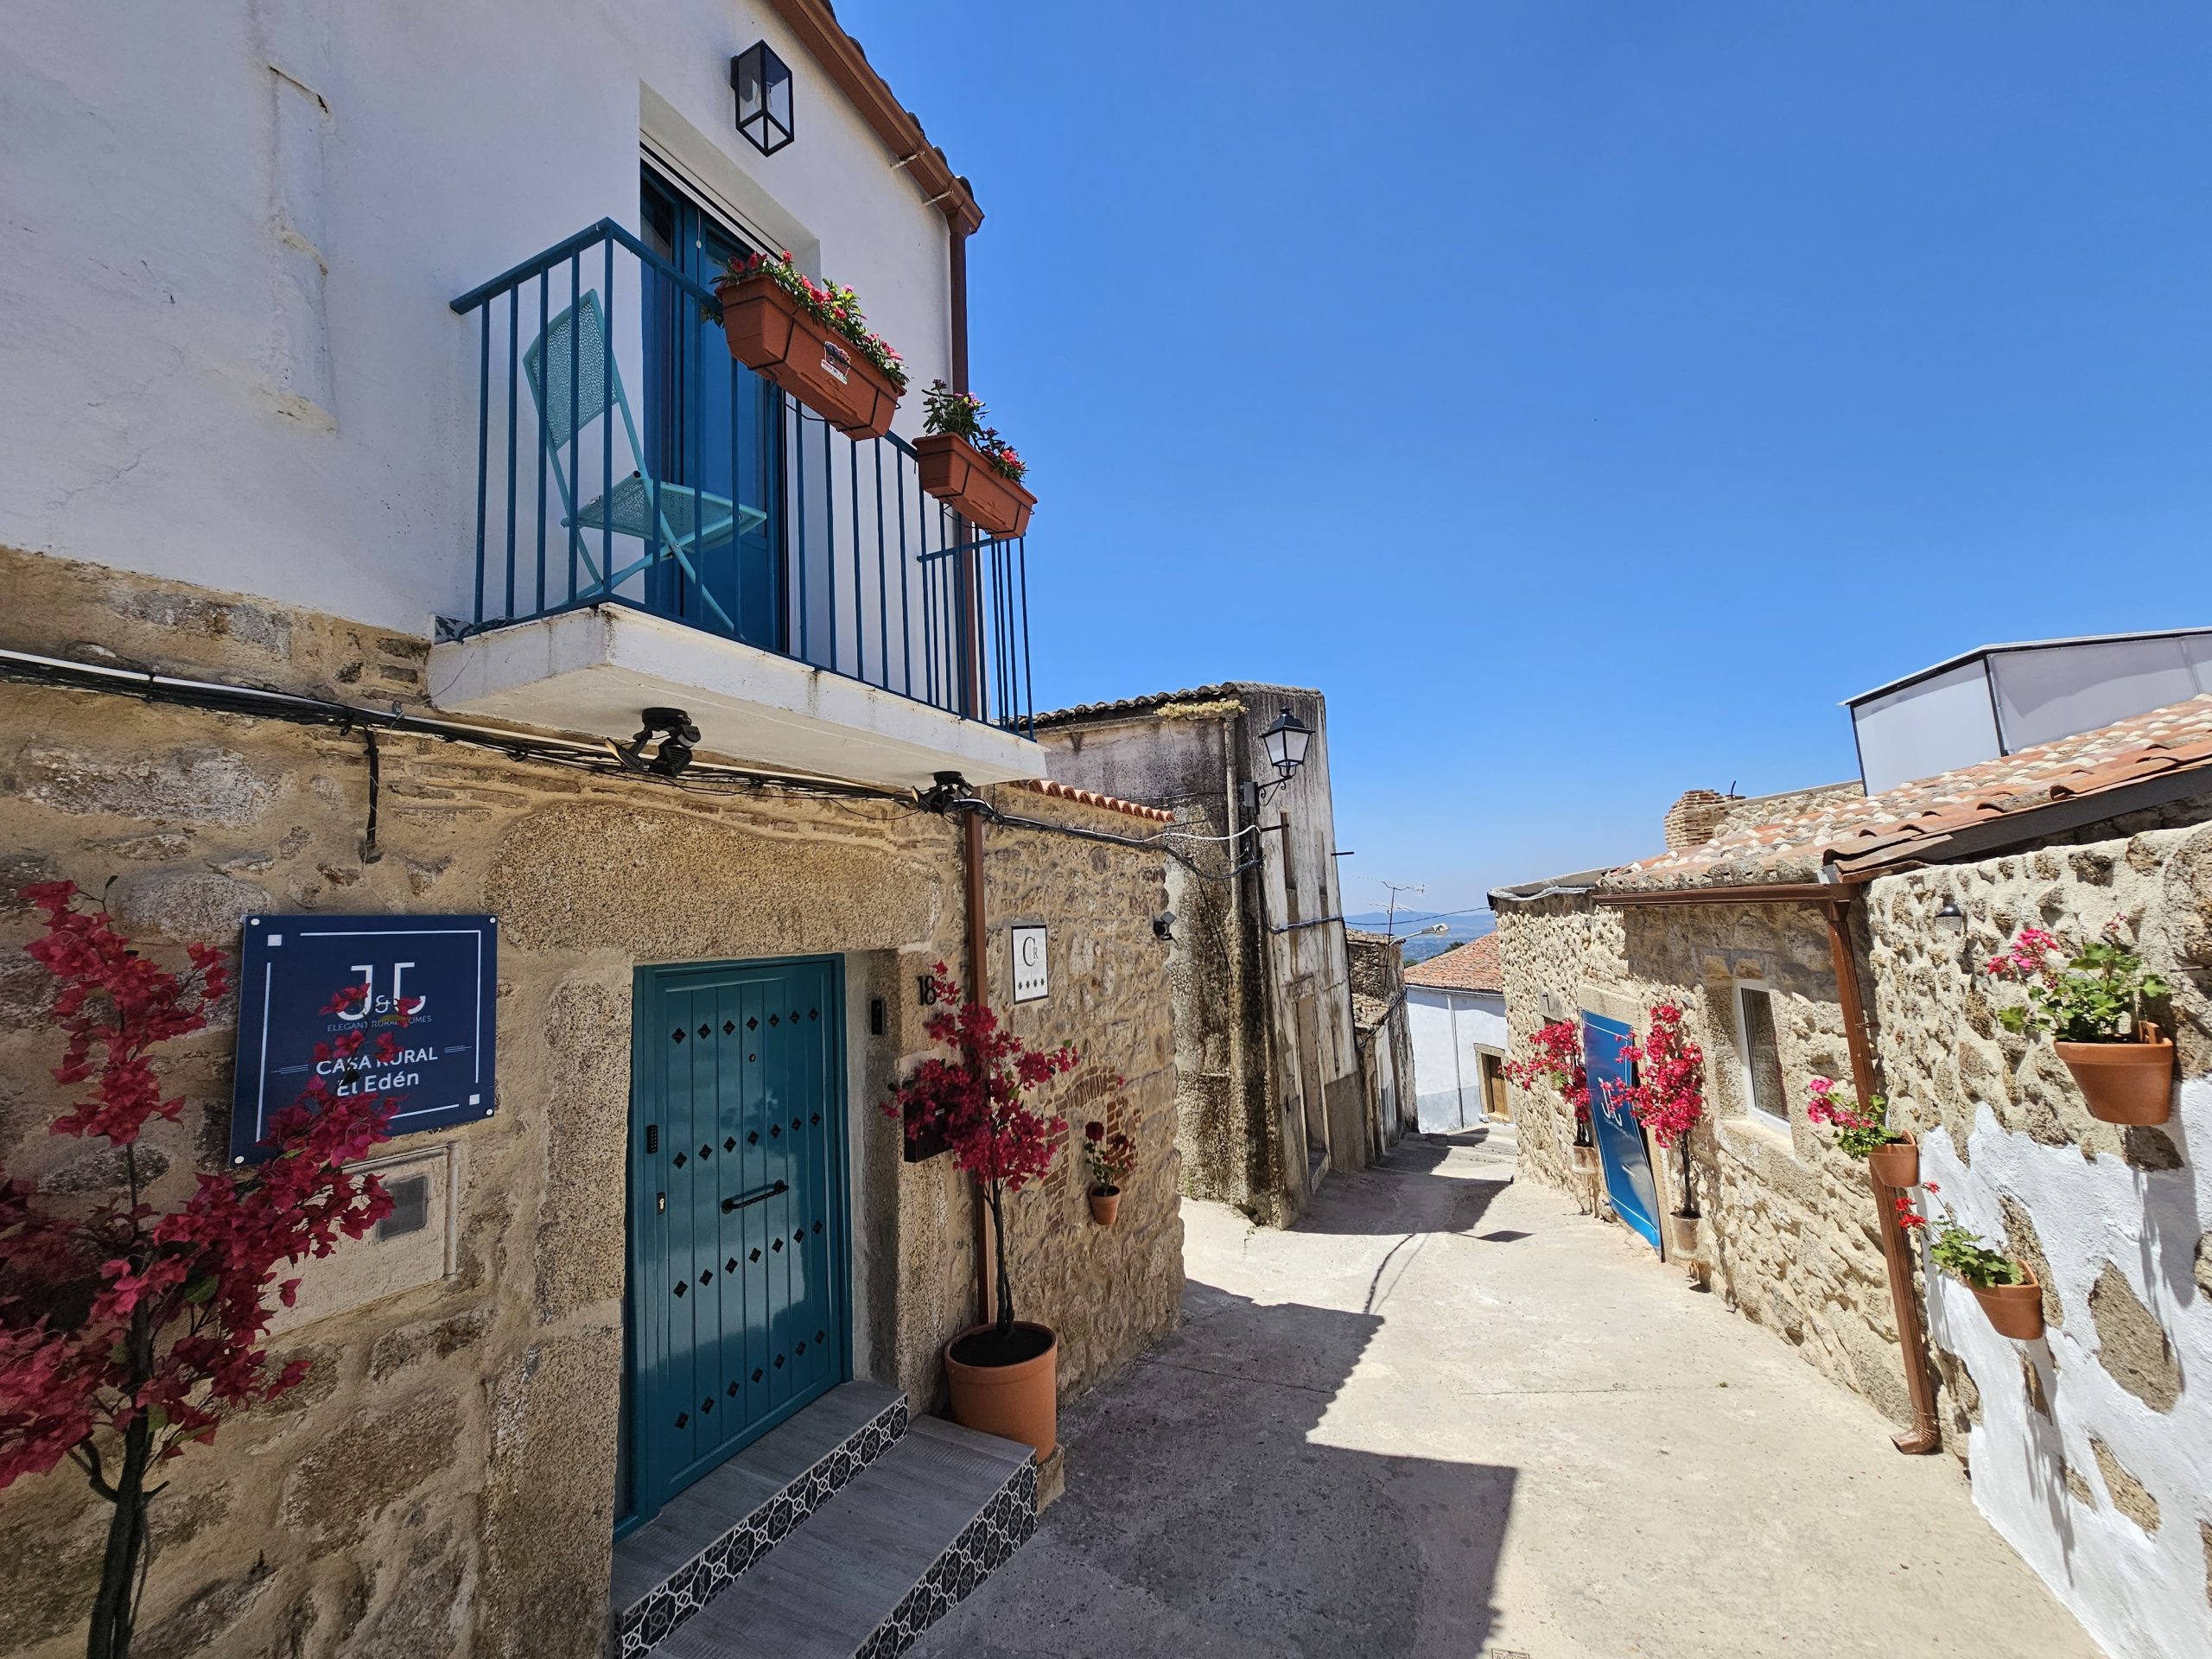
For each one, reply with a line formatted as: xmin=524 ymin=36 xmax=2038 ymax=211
xmin=1867 ymin=1132 xmax=1919 ymax=1189
xmin=1088 ymin=1188 xmax=1121 ymax=1226
xmin=2054 ymin=1037 xmax=2174 ymax=1125
xmin=944 ymin=1321 xmax=1058 ymax=1459
xmin=715 ymin=273 xmax=900 ymax=440
xmin=914 ymin=433 xmax=1037 ymax=537
xmin=1966 ymin=1268 xmax=2044 ymax=1341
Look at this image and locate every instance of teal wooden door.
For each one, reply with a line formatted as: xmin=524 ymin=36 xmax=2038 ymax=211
xmin=626 ymin=957 xmax=848 ymax=1526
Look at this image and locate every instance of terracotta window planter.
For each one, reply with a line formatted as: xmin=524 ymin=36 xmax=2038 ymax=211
xmin=715 ymin=272 xmax=901 ymax=441
xmin=1867 ymin=1132 xmax=1919 ymax=1189
xmin=2053 ymin=1035 xmax=2174 ymax=1125
xmin=915 ymin=434 xmax=1036 ymax=537
xmin=1088 ymin=1187 xmax=1121 ymax=1227
xmin=1964 ymin=1267 xmax=2044 ymax=1341
xmin=944 ymin=1321 xmax=1058 ymax=1459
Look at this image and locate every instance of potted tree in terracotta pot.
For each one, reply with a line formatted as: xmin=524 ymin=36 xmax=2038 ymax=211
xmin=1896 ymin=1184 xmax=2044 ymax=1340
xmin=714 ymin=250 xmax=906 ymax=439
xmin=887 ymin=965 xmax=1077 ymax=1460
xmin=915 ymin=380 xmax=1036 ymax=537
xmin=1806 ymin=1076 xmax=1918 ymax=1186
xmin=1986 ymin=925 xmax=2173 ymax=1124
xmin=1612 ymin=1003 xmax=1707 ymax=1261
xmin=1504 ymin=1019 xmax=1594 ymax=1171
xmin=1081 ymin=1116 xmax=1137 ymax=1226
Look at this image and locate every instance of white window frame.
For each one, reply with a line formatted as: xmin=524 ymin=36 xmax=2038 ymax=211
xmin=1732 ymin=979 xmax=1792 ymax=1130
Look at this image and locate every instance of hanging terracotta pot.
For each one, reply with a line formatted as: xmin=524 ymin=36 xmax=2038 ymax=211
xmin=715 ymin=272 xmax=901 ymax=440
xmin=1867 ymin=1132 xmax=1919 ymax=1189
xmin=2053 ymin=1034 xmax=2174 ymax=1125
xmin=1088 ymin=1187 xmax=1121 ymax=1226
xmin=944 ymin=1321 xmax=1058 ymax=1459
xmin=1571 ymin=1141 xmax=1599 ymax=1173
xmin=915 ymin=434 xmax=1037 ymax=537
xmin=1965 ymin=1267 xmax=2044 ymax=1341
xmin=1668 ymin=1211 xmax=1700 ymax=1255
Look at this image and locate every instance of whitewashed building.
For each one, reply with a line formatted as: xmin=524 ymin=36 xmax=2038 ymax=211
xmin=1405 ymin=935 xmax=1510 ymax=1132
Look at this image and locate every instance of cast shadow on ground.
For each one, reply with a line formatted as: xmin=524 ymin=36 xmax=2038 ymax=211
xmin=1287 ymin=1130 xmax=1514 ymax=1242
xmin=914 ymin=1278 xmax=1514 ymax=1659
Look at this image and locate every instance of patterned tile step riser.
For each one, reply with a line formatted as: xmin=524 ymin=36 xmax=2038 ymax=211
xmin=621 ymin=1397 xmax=908 ymax=1658
xmin=854 ymin=1460 xmax=1039 ymax=1659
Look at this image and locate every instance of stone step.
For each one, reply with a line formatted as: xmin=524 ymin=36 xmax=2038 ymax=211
xmin=653 ymin=1414 xmax=1039 ymax=1659
xmin=613 ymin=1380 xmax=908 ymax=1657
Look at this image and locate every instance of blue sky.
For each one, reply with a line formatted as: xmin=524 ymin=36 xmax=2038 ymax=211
xmin=839 ymin=1 xmax=2212 ymax=915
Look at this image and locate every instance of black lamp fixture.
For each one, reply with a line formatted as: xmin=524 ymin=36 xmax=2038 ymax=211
xmin=1239 ymin=706 xmax=1314 ymax=812
xmin=1259 ymin=706 xmax=1313 ymax=782
xmin=731 ymin=41 xmax=794 ymax=155
xmin=1934 ymin=898 xmax=1967 ymax=935
xmin=613 ymin=707 xmax=701 ymax=778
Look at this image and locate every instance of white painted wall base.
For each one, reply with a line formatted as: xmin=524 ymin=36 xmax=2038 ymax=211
xmin=1923 ymin=1084 xmax=2212 ymax=1659
xmin=426 ymin=606 xmax=1046 ymax=789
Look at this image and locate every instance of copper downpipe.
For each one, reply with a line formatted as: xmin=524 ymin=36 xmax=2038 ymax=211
xmin=1821 ymin=893 xmax=1942 ymax=1455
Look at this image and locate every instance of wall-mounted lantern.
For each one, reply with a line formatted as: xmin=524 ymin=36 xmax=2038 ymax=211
xmin=731 ymin=41 xmax=794 ymax=156
xmin=1259 ymin=706 xmax=1313 ymax=782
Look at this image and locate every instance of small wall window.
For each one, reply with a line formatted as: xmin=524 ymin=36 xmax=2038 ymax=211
xmin=1733 ymin=984 xmax=1790 ymax=1128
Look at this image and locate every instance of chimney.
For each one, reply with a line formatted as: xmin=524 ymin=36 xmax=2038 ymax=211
xmin=1663 ymin=789 xmax=1736 ymax=851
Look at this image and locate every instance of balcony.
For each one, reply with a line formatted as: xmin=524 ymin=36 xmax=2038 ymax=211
xmin=427 ymin=220 xmax=1043 ymax=789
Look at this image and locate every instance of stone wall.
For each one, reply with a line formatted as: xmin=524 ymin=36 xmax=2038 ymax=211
xmin=0 ymin=550 xmax=1181 ymax=1659
xmin=1495 ymin=895 xmax=1915 ymax=1424
xmin=1863 ymin=834 xmax=2212 ymax=1659
xmin=1037 ymin=687 xmax=1361 ymax=1228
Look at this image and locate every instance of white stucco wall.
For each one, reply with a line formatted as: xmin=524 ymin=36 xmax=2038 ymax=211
xmin=1919 ymin=1090 xmax=2212 ymax=1659
xmin=0 ymin=0 xmax=953 ymax=636
xmin=1408 ymin=986 xmax=1507 ymax=1132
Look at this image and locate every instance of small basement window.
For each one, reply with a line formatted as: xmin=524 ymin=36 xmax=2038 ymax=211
xmin=1734 ymin=985 xmax=1790 ymax=1128
xmin=377 ymin=1174 xmax=432 ymax=1241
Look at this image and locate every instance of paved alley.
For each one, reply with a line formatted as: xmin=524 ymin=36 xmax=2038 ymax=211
xmin=913 ymin=1126 xmax=2102 ymax=1659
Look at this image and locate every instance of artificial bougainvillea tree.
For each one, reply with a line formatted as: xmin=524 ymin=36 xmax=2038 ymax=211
xmin=0 ymin=883 xmax=401 ymax=1659
xmin=885 ymin=965 xmax=1077 ymax=1341
xmin=1503 ymin=1020 xmax=1592 ymax=1144
xmin=1608 ymin=1003 xmax=1707 ymax=1216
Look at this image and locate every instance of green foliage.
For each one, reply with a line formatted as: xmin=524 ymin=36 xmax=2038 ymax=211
xmin=920 ymin=380 xmax=1027 ymax=483
xmin=1928 ymin=1223 xmax=2024 ymax=1290
xmin=1989 ymin=929 xmax=2168 ymax=1042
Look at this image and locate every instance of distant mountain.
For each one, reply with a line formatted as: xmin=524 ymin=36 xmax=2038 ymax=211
xmin=1344 ymin=911 xmax=1494 ymax=966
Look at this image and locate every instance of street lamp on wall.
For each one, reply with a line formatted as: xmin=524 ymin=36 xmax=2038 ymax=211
xmin=1259 ymin=706 xmax=1313 ymax=782
xmin=1240 ymin=707 xmax=1313 ymax=813
xmin=731 ymin=41 xmax=794 ymax=155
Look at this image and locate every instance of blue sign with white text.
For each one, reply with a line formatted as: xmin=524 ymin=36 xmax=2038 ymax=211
xmin=229 ymin=914 xmax=499 ymax=1165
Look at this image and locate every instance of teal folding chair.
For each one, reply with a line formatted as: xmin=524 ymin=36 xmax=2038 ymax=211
xmin=522 ymin=289 xmax=766 ymax=631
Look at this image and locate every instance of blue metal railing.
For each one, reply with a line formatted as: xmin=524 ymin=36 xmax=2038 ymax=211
xmin=450 ymin=219 xmax=1033 ymax=737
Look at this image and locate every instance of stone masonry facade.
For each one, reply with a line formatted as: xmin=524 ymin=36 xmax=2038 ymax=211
xmin=0 ymin=549 xmax=1183 ymax=1659
xmin=1498 ymin=798 xmax=2212 ymax=1649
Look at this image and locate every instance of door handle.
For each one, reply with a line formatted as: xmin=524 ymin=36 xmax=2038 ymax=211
xmin=722 ymin=1179 xmax=788 ymax=1214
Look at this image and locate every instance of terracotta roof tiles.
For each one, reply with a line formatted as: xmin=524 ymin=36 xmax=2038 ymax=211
xmin=1008 ymin=778 xmax=1176 ymax=824
xmin=1605 ymin=695 xmax=2212 ymax=891
xmin=1403 ymin=934 xmax=1503 ymax=993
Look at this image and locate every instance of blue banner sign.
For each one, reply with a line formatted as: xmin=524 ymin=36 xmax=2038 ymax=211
xmin=230 ymin=914 xmax=499 ymax=1165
